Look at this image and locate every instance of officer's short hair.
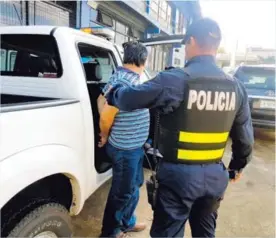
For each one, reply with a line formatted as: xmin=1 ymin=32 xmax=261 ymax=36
xmin=122 ymin=41 xmax=148 ymax=67
xmin=183 ymin=18 xmax=222 ymax=49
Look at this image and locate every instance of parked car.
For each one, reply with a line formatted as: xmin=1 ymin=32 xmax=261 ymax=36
xmin=233 ymin=64 xmax=275 ymax=129
xmin=0 ymin=26 xmax=183 ymax=237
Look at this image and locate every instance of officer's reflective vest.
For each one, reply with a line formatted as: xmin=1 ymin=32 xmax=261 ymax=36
xmin=159 ymin=76 xmax=238 ymax=164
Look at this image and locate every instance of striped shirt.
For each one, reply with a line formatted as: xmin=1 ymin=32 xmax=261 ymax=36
xmin=103 ymin=67 xmax=150 ymax=150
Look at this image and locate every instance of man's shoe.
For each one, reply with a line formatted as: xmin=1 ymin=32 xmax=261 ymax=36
xmin=116 ymin=232 xmax=129 ymax=238
xmin=127 ymin=223 xmax=147 ymax=232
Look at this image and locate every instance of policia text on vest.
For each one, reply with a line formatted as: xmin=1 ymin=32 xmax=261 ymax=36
xmin=187 ymin=90 xmax=236 ymax=111
xmin=158 ymin=78 xmax=238 ymax=165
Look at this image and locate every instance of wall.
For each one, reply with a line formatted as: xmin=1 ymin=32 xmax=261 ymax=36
xmin=0 ymin=1 xmax=76 ymax=27
xmin=79 ymin=0 xmax=98 ymax=28
xmin=98 ymin=1 xmax=149 ymax=32
xmin=125 ymin=1 xmax=147 ymax=13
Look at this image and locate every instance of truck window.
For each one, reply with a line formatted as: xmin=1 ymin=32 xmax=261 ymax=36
xmin=9 ymin=51 xmax=17 ymax=71
xmin=78 ymin=43 xmax=116 ymax=84
xmin=1 ymin=34 xmax=62 ymax=78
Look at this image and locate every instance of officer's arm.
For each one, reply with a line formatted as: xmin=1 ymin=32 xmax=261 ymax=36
xmin=229 ymin=81 xmax=254 ymax=171
xmin=106 ymin=73 xmax=165 ymax=111
xmin=106 ymin=70 xmax=187 ymax=112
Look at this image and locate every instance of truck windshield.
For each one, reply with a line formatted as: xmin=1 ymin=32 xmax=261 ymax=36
xmin=235 ymin=66 xmax=275 ymax=90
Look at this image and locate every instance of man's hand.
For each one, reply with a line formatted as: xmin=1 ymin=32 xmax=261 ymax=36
xmin=98 ymin=102 xmax=119 ymax=148
xmin=97 ymin=94 xmax=106 ymax=115
xmin=98 ymin=133 xmax=108 ymax=148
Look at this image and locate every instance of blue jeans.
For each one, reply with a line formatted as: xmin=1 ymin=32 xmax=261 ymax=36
xmin=101 ymin=143 xmax=144 ymax=237
xmin=150 ymin=161 xmax=229 ymax=238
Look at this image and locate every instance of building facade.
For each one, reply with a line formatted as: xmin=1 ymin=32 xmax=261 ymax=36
xmin=0 ymin=1 xmax=77 ymax=27
xmin=79 ymin=1 xmax=201 ymax=73
xmin=0 ymin=0 xmax=201 ymax=73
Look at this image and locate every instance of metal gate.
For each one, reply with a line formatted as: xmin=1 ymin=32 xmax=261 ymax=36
xmin=0 ymin=1 xmax=76 ymax=27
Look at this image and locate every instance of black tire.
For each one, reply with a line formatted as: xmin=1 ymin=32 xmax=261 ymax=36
xmin=7 ymin=203 xmax=73 ymax=238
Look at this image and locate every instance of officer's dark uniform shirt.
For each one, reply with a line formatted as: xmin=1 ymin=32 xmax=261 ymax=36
xmin=106 ymin=55 xmax=254 ymax=171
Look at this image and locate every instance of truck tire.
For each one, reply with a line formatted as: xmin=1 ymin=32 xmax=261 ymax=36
xmin=7 ymin=203 xmax=73 ymax=238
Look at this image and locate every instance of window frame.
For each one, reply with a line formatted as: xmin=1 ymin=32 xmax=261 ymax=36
xmin=8 ymin=50 xmax=17 ymax=71
xmin=76 ymin=42 xmax=118 ymax=84
xmin=1 ymin=49 xmax=7 ymax=71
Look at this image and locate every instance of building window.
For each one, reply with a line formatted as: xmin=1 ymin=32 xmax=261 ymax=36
xmin=97 ymin=12 xmax=113 ymax=27
xmin=150 ymin=0 xmax=159 ymax=18
xmin=175 ymin=9 xmax=179 ymax=32
xmin=146 ymin=44 xmax=172 ymax=75
xmin=111 ymin=18 xmax=140 ymax=46
xmin=167 ymin=5 xmax=172 ymax=30
xmin=116 ymin=21 xmax=126 ymax=34
xmin=149 ymin=1 xmax=172 ymax=31
xmin=98 ymin=11 xmax=142 ymax=46
xmin=115 ymin=33 xmax=127 ymax=46
xmin=174 ymin=58 xmax=181 ymax=65
xmin=175 ymin=10 xmax=185 ymax=34
xmin=160 ymin=1 xmax=167 ymax=21
xmin=0 ymin=1 xmax=76 ymax=27
xmin=180 ymin=13 xmax=185 ymax=33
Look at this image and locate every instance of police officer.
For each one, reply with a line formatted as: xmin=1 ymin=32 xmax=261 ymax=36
xmin=105 ymin=18 xmax=254 ymax=238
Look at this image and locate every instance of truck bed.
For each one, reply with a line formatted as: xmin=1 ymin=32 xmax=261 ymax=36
xmin=0 ymin=94 xmax=79 ymax=114
xmin=0 ymin=98 xmax=84 ymax=161
xmin=1 ymin=94 xmax=55 ymax=105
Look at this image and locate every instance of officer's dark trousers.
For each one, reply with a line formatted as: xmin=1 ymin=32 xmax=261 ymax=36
xmin=150 ymin=161 xmax=229 ymax=238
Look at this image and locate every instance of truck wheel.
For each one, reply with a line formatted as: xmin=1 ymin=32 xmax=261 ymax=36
xmin=7 ymin=203 xmax=73 ymax=238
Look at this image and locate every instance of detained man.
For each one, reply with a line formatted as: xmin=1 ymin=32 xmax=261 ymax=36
xmin=98 ymin=42 xmax=149 ymax=238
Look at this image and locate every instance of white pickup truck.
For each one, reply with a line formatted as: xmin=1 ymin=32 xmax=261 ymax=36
xmin=0 ymin=26 xmax=183 ymax=237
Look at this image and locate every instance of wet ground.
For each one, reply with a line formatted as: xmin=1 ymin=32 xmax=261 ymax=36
xmin=72 ymin=128 xmax=275 ymax=237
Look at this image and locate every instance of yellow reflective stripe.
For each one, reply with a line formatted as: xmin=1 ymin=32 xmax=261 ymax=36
xmin=179 ymin=132 xmax=229 ymax=144
xmin=177 ymin=148 xmax=224 ymax=160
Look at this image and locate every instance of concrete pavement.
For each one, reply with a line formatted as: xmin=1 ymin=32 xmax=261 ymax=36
xmin=72 ymin=129 xmax=275 ymax=237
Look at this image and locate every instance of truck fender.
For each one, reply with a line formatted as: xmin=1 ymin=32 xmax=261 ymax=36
xmin=0 ymin=145 xmax=86 ymax=215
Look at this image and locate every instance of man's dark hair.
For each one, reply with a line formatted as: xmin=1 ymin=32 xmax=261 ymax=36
xmin=122 ymin=41 xmax=148 ymax=67
xmin=183 ymin=18 xmax=222 ymax=50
